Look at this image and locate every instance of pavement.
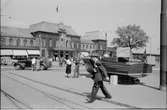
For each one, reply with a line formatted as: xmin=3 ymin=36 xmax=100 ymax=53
xmin=1 ymin=62 xmax=167 ymax=109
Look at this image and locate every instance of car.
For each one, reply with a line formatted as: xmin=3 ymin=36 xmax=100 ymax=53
xmin=12 ymin=58 xmax=51 ymax=70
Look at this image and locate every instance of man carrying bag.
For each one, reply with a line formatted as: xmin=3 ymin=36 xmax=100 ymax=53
xmin=84 ymin=57 xmax=111 ymax=103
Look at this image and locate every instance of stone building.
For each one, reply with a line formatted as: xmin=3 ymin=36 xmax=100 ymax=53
xmin=1 ymin=26 xmax=40 ymax=63
xmin=81 ymin=31 xmax=107 ymax=56
xmin=30 ymin=21 xmax=80 ymax=59
xmin=1 ymin=22 xmax=108 ymax=63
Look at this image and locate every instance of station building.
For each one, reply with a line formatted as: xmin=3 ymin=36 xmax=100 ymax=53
xmin=0 ymin=21 xmax=107 ymax=64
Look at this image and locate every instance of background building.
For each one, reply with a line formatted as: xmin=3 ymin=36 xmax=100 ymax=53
xmin=0 ymin=26 xmax=40 ymax=64
xmin=81 ymin=31 xmax=107 ymax=56
xmin=30 ymin=21 xmax=80 ymax=59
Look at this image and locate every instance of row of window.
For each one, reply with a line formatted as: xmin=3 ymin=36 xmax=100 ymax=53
xmin=1 ymin=37 xmax=36 ymax=47
xmin=41 ymin=38 xmax=80 ymax=49
xmin=1 ymin=37 xmax=105 ymax=50
xmin=80 ymin=43 xmax=96 ymax=50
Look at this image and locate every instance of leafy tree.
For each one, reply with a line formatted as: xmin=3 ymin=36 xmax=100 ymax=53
xmin=112 ymin=24 xmax=149 ymax=50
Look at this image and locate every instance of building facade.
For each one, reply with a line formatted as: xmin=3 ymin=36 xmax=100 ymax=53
xmin=1 ymin=21 xmax=108 ymax=63
xmin=30 ymin=21 xmax=80 ymax=59
xmin=81 ymin=31 xmax=107 ymax=56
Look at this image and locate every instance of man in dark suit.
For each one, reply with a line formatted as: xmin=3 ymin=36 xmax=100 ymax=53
xmin=86 ymin=57 xmax=111 ymax=103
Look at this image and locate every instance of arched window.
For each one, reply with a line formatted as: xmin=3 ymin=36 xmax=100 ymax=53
xmin=83 ymin=44 xmax=85 ymax=49
xmin=16 ymin=38 xmax=20 ymax=46
xmin=65 ymin=40 xmax=68 ymax=48
xmin=9 ymin=38 xmax=13 ymax=46
xmin=23 ymin=39 xmax=27 ymax=46
xmin=49 ymin=39 xmax=52 ymax=47
xmin=1 ymin=38 xmax=6 ymax=46
xmin=30 ymin=39 xmax=33 ymax=46
xmin=86 ymin=44 xmax=88 ymax=49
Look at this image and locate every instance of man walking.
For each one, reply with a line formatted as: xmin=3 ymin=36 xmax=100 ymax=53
xmin=73 ymin=57 xmax=80 ymax=78
xmin=86 ymin=57 xmax=111 ymax=103
xmin=31 ymin=57 xmax=36 ymax=71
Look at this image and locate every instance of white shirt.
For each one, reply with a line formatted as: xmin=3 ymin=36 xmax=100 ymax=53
xmin=31 ymin=58 xmax=36 ymax=64
xmin=66 ymin=59 xmax=72 ymax=65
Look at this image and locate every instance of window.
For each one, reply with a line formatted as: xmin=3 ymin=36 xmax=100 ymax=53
xmin=54 ymin=40 xmax=57 ymax=48
xmin=66 ymin=40 xmax=68 ymax=48
xmin=83 ymin=44 xmax=85 ymax=49
xmin=49 ymin=39 xmax=52 ymax=47
xmin=9 ymin=38 xmax=13 ymax=46
xmin=30 ymin=39 xmax=34 ymax=46
xmin=16 ymin=39 xmax=20 ymax=46
xmin=71 ymin=42 xmax=74 ymax=48
xmin=86 ymin=44 xmax=88 ymax=49
xmin=23 ymin=39 xmax=27 ymax=46
xmin=76 ymin=43 xmax=79 ymax=49
xmin=100 ymin=45 xmax=103 ymax=50
xmin=1 ymin=38 xmax=6 ymax=46
xmin=42 ymin=39 xmax=46 ymax=47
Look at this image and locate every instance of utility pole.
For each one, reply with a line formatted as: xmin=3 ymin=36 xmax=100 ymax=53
xmin=105 ymin=32 xmax=107 ymax=53
xmin=160 ymin=0 xmax=167 ymax=90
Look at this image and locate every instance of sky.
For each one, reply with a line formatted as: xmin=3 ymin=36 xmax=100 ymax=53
xmin=1 ymin=0 xmax=161 ymax=54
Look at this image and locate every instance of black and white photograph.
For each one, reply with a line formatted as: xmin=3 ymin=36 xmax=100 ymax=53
xmin=1 ymin=0 xmax=166 ymax=109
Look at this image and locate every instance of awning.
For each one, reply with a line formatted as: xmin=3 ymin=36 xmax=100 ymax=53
xmin=0 ymin=49 xmax=13 ymax=56
xmin=27 ymin=50 xmax=40 ymax=55
xmin=13 ymin=50 xmax=28 ymax=56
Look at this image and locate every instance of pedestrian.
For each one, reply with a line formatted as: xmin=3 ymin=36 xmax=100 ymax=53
xmin=73 ymin=57 xmax=80 ymax=78
xmin=59 ymin=57 xmax=63 ymax=67
xmin=31 ymin=57 xmax=36 ymax=71
xmin=65 ymin=57 xmax=72 ymax=78
xmin=36 ymin=57 xmax=41 ymax=71
xmin=85 ymin=57 xmax=111 ymax=103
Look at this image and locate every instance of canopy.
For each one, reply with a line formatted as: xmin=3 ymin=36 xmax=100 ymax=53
xmin=117 ymin=47 xmax=131 ymax=58
xmin=27 ymin=50 xmax=40 ymax=55
xmin=13 ymin=50 xmax=28 ymax=56
xmin=0 ymin=49 xmax=13 ymax=56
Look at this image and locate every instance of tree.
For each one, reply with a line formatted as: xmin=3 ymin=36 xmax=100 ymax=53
xmin=112 ymin=24 xmax=149 ymax=50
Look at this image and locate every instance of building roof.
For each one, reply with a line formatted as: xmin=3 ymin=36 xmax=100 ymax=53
xmin=132 ymin=48 xmax=160 ymax=55
xmin=1 ymin=26 xmax=33 ymax=38
xmin=81 ymin=39 xmax=94 ymax=44
xmin=30 ymin=21 xmax=79 ymax=36
xmin=83 ymin=31 xmax=106 ymax=40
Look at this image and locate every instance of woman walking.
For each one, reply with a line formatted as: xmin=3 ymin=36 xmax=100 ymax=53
xmin=65 ymin=57 xmax=72 ymax=78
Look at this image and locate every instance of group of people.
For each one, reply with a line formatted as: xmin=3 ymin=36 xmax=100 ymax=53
xmin=31 ymin=57 xmax=42 ymax=71
xmin=64 ymin=56 xmax=111 ymax=103
xmin=64 ymin=57 xmax=80 ymax=78
xmin=31 ymin=55 xmax=111 ymax=103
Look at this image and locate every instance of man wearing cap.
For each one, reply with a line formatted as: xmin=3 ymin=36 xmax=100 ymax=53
xmin=86 ymin=57 xmax=111 ymax=103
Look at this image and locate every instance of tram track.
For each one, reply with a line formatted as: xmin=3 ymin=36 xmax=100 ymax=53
xmin=1 ymin=89 xmax=33 ymax=109
xmin=2 ymin=73 xmax=90 ymax=109
xmin=2 ymin=71 xmax=140 ymax=108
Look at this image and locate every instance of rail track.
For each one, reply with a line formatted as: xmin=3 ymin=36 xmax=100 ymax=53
xmin=1 ymin=73 xmax=90 ymax=109
xmin=1 ymin=71 xmax=139 ymax=109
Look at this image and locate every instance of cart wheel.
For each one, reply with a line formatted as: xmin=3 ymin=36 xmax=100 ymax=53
xmin=15 ymin=65 xmax=21 ymax=70
xmin=41 ymin=65 xmax=45 ymax=70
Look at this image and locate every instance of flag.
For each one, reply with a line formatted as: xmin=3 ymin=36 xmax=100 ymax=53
xmin=56 ymin=5 xmax=59 ymax=13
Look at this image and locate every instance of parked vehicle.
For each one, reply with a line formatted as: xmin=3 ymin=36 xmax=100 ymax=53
xmin=83 ymin=56 xmax=153 ymax=84
xmin=12 ymin=57 xmax=51 ymax=70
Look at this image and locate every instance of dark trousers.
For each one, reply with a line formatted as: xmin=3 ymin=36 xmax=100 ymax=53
xmin=90 ymin=81 xmax=111 ymax=99
xmin=73 ymin=64 xmax=80 ymax=78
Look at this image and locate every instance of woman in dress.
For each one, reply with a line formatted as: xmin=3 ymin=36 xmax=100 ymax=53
xmin=65 ymin=57 xmax=72 ymax=78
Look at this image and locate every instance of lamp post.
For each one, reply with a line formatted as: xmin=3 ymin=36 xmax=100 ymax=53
xmin=160 ymin=0 xmax=167 ymax=90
